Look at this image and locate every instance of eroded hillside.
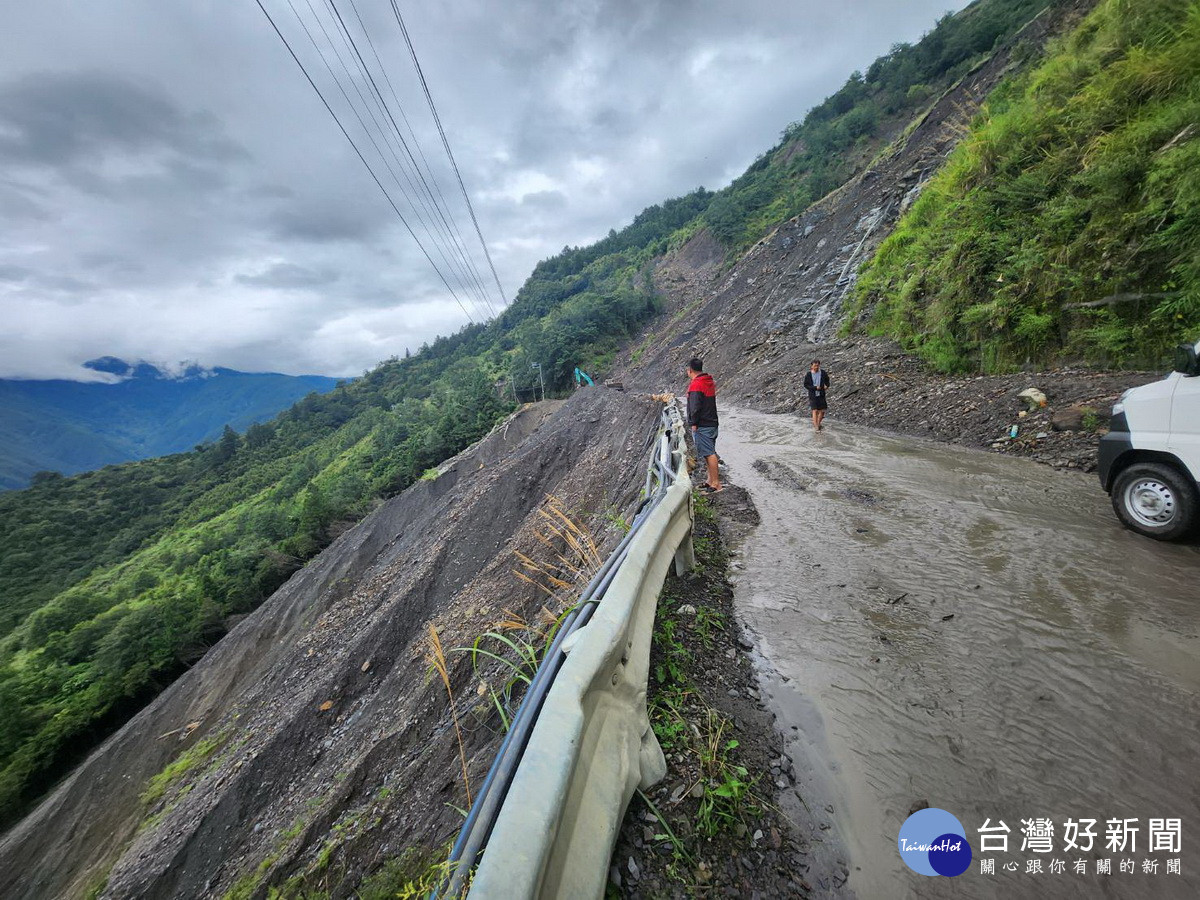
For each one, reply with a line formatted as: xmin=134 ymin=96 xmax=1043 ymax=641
xmin=0 ymin=390 xmax=658 ymax=899
xmin=615 ymin=0 xmax=1155 ymax=470
xmin=623 ymin=0 xmax=1091 ymax=385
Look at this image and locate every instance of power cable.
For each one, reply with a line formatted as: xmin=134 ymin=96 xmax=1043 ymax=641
xmin=254 ymin=0 xmax=475 ymax=324
xmin=325 ymin=0 xmax=498 ymax=319
xmin=343 ymin=0 xmax=499 ymax=318
xmin=298 ymin=0 xmax=492 ymax=318
xmin=389 ymin=0 xmax=508 ymax=308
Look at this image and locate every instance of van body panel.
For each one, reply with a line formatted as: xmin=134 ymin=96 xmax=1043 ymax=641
xmin=1120 ymin=373 xmax=1178 ymax=445
xmin=1167 ymin=369 xmax=1200 ymax=488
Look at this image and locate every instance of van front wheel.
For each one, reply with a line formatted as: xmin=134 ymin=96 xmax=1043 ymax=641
xmin=1112 ymin=463 xmax=1197 ymax=541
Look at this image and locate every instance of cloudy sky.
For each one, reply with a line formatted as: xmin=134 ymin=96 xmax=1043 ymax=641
xmin=0 ymin=0 xmax=967 ymax=381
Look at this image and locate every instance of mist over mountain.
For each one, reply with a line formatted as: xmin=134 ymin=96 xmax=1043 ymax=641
xmin=0 ymin=358 xmax=342 ymax=490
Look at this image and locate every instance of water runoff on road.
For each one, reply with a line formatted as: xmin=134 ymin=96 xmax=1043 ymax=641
xmin=718 ymin=407 xmax=1200 ymax=899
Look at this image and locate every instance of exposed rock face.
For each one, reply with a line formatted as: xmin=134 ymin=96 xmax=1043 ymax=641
xmin=0 ymin=390 xmax=659 ymax=900
xmin=619 ymin=0 xmax=1089 ymax=376
xmin=626 ymin=1 xmax=1096 ymax=395
xmin=617 ymin=0 xmax=1142 ymax=471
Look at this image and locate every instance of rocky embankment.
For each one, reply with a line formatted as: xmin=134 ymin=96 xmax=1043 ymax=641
xmin=614 ymin=0 xmax=1139 ymax=473
xmin=0 ymin=390 xmax=659 ymax=900
xmin=733 ymin=336 xmax=1158 ymax=474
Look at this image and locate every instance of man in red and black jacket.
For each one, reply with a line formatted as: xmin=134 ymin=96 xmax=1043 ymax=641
xmin=686 ymin=357 xmax=722 ymax=492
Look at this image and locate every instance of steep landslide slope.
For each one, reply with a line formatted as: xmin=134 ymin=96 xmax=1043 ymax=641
xmin=615 ymin=0 xmax=1143 ymax=470
xmin=622 ymin=0 xmax=1093 ymax=392
xmin=0 ymin=389 xmax=658 ymax=900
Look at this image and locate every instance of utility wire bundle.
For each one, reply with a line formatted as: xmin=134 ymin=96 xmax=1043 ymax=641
xmin=254 ymin=0 xmax=506 ymax=325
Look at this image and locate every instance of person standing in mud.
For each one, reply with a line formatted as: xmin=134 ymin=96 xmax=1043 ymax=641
xmin=686 ymin=357 xmax=722 ymax=493
xmin=804 ymin=359 xmax=830 ymax=431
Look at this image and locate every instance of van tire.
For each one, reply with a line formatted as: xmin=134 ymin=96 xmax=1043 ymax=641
xmin=1111 ymin=462 xmax=1197 ymax=541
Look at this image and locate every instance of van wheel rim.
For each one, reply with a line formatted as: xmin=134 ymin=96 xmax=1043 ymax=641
xmin=1125 ymin=479 xmax=1176 ymax=527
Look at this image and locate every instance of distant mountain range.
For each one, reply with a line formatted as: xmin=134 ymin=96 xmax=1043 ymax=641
xmin=0 ymin=357 xmax=342 ymax=490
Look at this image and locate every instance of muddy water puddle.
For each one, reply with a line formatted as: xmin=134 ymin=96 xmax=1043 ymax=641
xmin=719 ymin=408 xmax=1200 ymax=899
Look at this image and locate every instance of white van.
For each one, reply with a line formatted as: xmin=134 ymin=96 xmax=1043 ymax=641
xmin=1098 ymin=338 xmax=1200 ymax=540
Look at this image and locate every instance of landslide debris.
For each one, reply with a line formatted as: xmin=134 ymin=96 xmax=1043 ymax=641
xmin=618 ymin=0 xmax=1141 ymax=472
xmin=714 ymin=337 xmax=1158 ymax=474
xmin=0 ymin=389 xmax=658 ymax=900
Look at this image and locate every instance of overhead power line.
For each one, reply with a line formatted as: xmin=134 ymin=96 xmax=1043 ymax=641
xmin=254 ymin=0 xmax=508 ymax=325
xmin=340 ymin=0 xmax=499 ymax=317
xmin=254 ymin=0 xmax=477 ymax=325
xmin=389 ymin=0 xmax=508 ymax=307
xmin=306 ymin=0 xmax=494 ymax=320
xmin=325 ymin=0 xmax=497 ymax=318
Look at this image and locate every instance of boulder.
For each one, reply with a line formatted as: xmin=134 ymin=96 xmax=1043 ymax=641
xmin=1050 ymin=406 xmax=1085 ymax=431
xmin=1051 ymin=404 xmax=1108 ymax=432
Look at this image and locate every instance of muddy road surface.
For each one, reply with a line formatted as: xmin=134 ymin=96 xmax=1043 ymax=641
xmin=718 ymin=407 xmax=1200 ymax=899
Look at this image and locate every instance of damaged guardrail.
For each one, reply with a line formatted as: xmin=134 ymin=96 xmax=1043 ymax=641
xmin=439 ymin=402 xmax=693 ymax=899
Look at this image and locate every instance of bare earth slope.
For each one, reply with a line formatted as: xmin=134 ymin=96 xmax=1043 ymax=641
xmin=0 ymin=389 xmax=658 ymax=900
xmin=616 ymin=0 xmax=1156 ymax=472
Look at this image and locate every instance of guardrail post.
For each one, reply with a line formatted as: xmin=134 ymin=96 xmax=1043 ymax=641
xmin=673 ymin=536 xmax=695 ymax=576
xmin=673 ymin=492 xmax=695 ymax=576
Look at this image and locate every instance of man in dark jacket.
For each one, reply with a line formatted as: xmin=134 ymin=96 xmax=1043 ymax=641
xmin=686 ymin=357 xmax=722 ymax=492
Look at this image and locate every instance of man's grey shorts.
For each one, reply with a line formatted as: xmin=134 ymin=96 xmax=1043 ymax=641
xmin=694 ymin=425 xmax=718 ymax=459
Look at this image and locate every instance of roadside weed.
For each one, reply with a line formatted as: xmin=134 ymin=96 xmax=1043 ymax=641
xmin=426 ymin=625 xmax=472 ymax=806
xmin=693 ymin=606 xmax=725 ymax=647
xmin=653 ymin=617 xmax=689 ymax=685
xmin=696 ymin=711 xmax=755 ymax=839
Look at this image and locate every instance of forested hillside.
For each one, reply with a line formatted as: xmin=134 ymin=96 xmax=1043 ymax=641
xmin=852 ymin=0 xmax=1200 ymax=370
xmin=0 ymin=0 xmax=1127 ymax=828
xmin=0 ymin=181 xmax=716 ymax=823
xmin=699 ymin=0 xmax=1054 ymax=249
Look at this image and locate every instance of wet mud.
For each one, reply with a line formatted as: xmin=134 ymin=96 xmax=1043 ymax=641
xmin=719 ymin=407 xmax=1200 ymax=899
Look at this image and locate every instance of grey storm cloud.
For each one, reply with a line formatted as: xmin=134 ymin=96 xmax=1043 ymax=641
xmin=521 ymin=191 xmax=569 ymax=211
xmin=236 ymin=263 xmax=339 ymax=289
xmin=0 ymin=71 xmax=246 ymax=169
xmin=268 ymin=198 xmax=393 ymax=244
xmin=0 ymin=0 xmax=969 ymax=381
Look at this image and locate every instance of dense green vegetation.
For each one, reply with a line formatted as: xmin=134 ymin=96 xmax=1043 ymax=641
xmin=0 ymin=0 xmax=1082 ymax=827
xmin=853 ymin=0 xmax=1200 ymax=371
xmin=0 ymin=216 xmax=675 ymax=824
xmin=701 ymin=0 xmax=1053 ymax=248
xmin=494 ymin=190 xmax=711 ymax=389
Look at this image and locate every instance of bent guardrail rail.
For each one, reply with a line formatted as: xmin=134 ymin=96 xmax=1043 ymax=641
xmin=439 ymin=402 xmax=693 ymax=899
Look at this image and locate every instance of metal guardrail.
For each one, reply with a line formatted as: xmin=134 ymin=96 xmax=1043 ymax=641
xmin=440 ymin=403 xmax=693 ymax=898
